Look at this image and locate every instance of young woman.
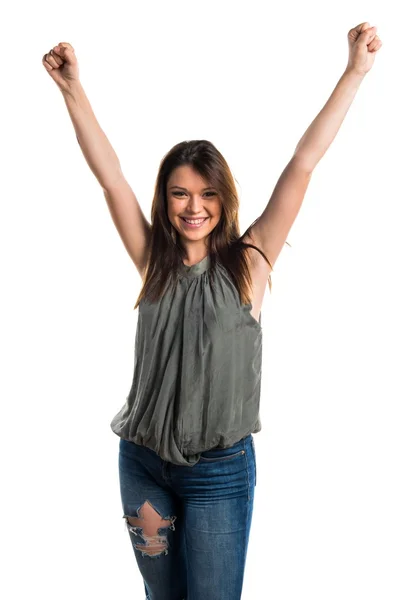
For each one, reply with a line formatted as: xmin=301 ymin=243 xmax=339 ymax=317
xmin=42 ymin=22 xmax=381 ymax=600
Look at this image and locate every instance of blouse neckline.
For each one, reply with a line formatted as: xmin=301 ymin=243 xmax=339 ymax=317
xmin=179 ymin=255 xmax=210 ymax=278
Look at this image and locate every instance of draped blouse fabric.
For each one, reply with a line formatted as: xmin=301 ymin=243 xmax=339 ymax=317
xmin=110 ymin=255 xmax=263 ymax=467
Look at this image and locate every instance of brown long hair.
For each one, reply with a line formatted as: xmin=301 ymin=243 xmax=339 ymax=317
xmin=134 ymin=140 xmax=286 ymax=309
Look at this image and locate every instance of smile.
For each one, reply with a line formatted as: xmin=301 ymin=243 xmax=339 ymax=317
xmin=180 ymin=217 xmax=209 ymax=228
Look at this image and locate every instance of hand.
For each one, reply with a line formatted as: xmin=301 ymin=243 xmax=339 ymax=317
xmin=346 ymin=22 xmax=382 ymax=76
xmin=42 ymin=42 xmax=80 ymax=93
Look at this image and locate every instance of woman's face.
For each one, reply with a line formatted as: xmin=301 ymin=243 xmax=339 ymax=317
xmin=167 ymin=165 xmax=222 ymax=244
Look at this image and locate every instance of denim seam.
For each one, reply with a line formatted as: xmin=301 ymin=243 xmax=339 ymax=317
xmin=251 ymin=437 xmax=257 ymax=487
xmin=243 ymin=438 xmax=251 ymax=501
xmin=199 ymin=448 xmax=245 ymax=462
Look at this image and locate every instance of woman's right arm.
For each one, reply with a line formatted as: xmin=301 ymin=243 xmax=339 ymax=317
xmin=43 ymin=43 xmax=151 ymax=278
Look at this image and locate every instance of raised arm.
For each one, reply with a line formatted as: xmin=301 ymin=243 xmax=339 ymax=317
xmin=246 ymin=22 xmax=382 ymax=270
xmin=42 ymin=42 xmax=151 ymax=278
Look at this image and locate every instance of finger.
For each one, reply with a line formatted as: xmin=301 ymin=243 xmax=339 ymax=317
xmin=54 ymin=43 xmax=77 ymax=65
xmin=369 ymin=39 xmax=383 ymax=53
xmin=350 ymin=22 xmax=370 ymax=36
xmin=42 ymin=53 xmax=55 ymax=70
xmin=49 ymin=48 xmax=63 ymax=65
xmin=367 ymin=35 xmax=379 ymax=49
xmin=348 ymin=22 xmax=372 ymax=44
xmin=42 ymin=54 xmax=53 ymax=70
xmin=58 ymin=42 xmax=75 ymax=53
xmin=44 ymin=51 xmax=60 ymax=69
xmin=52 ymin=45 xmax=63 ymax=57
xmin=364 ymin=26 xmax=377 ymax=43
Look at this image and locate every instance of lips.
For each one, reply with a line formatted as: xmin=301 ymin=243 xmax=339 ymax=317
xmin=179 ymin=216 xmax=209 ymax=229
xmin=180 ymin=217 xmax=208 ymax=222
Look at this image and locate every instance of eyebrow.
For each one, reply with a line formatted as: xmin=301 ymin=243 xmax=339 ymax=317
xmin=168 ymin=185 xmax=215 ymax=191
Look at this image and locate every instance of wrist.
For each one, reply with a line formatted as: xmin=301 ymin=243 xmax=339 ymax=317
xmin=343 ymin=67 xmax=366 ymax=81
xmin=59 ymin=79 xmax=83 ymax=99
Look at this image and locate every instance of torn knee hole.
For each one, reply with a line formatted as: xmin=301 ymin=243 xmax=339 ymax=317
xmin=123 ymin=500 xmax=177 ymax=557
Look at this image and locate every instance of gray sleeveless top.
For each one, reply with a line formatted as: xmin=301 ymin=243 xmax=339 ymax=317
xmin=110 ymin=254 xmax=262 ymax=466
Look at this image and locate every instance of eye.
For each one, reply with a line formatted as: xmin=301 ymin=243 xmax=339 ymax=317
xmin=172 ymin=191 xmax=216 ymax=197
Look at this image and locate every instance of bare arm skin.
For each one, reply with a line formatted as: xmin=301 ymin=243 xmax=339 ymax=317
xmin=43 ymin=43 xmax=151 ymax=277
xmin=242 ymin=23 xmax=382 ymax=320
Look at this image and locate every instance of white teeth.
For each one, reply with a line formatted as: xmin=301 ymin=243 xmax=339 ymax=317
xmin=182 ymin=218 xmax=206 ymax=224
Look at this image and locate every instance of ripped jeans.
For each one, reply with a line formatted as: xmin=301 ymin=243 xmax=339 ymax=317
xmin=118 ymin=433 xmax=257 ymax=600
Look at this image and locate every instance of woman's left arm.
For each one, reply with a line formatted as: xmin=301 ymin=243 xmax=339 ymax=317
xmin=295 ymin=22 xmax=382 ymax=170
xmin=248 ymin=22 xmax=383 ymax=270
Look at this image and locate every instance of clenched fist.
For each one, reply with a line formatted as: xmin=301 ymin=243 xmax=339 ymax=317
xmin=42 ymin=42 xmax=80 ymax=92
xmin=346 ymin=22 xmax=383 ymax=76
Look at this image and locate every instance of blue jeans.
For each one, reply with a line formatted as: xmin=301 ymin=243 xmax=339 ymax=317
xmin=118 ymin=433 xmax=257 ymax=600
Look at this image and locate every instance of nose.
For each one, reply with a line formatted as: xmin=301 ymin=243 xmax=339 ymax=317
xmin=187 ymin=194 xmax=206 ymax=210
xmin=188 ymin=194 xmax=203 ymax=209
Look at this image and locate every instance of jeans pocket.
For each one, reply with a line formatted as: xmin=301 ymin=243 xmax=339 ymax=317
xmin=199 ymin=447 xmax=246 ymax=463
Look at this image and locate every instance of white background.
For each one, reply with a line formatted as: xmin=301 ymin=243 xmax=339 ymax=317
xmin=1 ymin=0 xmax=399 ymax=598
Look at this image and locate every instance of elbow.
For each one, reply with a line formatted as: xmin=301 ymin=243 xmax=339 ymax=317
xmin=291 ymin=152 xmax=315 ymax=176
